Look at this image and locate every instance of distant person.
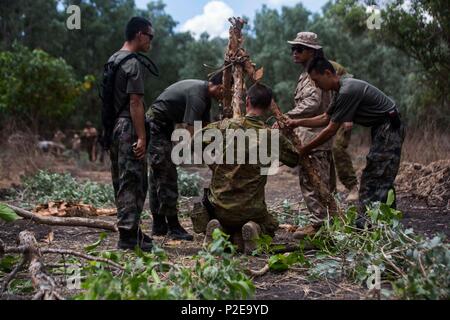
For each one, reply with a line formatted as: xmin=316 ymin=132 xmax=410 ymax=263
xmin=37 ymin=141 xmax=65 ymax=155
xmin=286 ymin=57 xmax=405 ymax=229
xmin=52 ymin=130 xmax=66 ymax=156
xmin=81 ymin=121 xmax=98 ymax=162
xmin=71 ymin=133 xmax=81 ymax=159
xmin=146 ymin=74 xmax=225 ymax=241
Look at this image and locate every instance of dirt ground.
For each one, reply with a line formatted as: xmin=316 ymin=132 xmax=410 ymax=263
xmin=1 ymin=157 xmax=449 ymax=300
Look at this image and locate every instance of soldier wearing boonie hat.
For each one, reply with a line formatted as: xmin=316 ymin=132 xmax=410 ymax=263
xmin=280 ymin=32 xmax=337 ymax=239
xmin=287 ymin=31 xmax=323 ymax=49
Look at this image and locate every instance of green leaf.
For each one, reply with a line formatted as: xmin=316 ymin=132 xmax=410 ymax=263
xmin=84 ymin=232 xmax=107 ymax=252
xmin=0 ymin=203 xmax=20 ymax=222
xmin=386 ymin=189 xmax=395 ymax=207
xmin=268 ymin=254 xmax=289 ymax=271
xmin=0 ymin=255 xmax=20 ymax=272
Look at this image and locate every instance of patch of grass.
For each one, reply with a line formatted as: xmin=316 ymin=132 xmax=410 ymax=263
xmin=298 ymin=193 xmax=448 ymax=299
xmin=19 ymin=170 xmax=114 ymax=207
xmin=177 ymin=168 xmax=202 ymax=197
xmin=75 ymin=229 xmax=254 ymax=300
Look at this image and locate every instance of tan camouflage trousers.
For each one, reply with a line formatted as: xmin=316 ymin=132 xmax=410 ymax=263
xmin=332 ymin=126 xmax=358 ymax=190
xmin=299 ymin=150 xmax=336 ymax=222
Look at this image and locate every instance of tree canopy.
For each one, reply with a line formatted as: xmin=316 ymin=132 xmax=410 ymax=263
xmin=0 ymin=0 xmax=448 ymax=132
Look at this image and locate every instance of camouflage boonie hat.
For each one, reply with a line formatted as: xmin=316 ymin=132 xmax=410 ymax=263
xmin=287 ymin=32 xmax=322 ymax=49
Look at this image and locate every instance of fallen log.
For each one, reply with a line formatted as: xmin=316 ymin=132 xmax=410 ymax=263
xmin=1 ymin=231 xmax=124 ymax=298
xmin=6 ymin=203 xmax=118 ymax=232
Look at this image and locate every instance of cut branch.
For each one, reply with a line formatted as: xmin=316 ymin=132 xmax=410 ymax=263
xmin=249 ymin=264 xmax=269 ymax=277
xmin=270 ymin=101 xmax=338 ymax=215
xmin=18 ymin=231 xmax=63 ymax=300
xmin=6 ymin=203 xmax=118 ymax=232
xmin=41 ymin=248 xmax=124 ymax=271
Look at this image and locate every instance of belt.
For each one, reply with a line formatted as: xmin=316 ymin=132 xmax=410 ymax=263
xmin=388 ymin=107 xmax=401 ymax=127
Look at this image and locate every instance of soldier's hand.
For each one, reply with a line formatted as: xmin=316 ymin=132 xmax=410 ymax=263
xmin=133 ymin=138 xmax=146 ymax=160
xmin=343 ymin=122 xmax=353 ymax=131
xmin=272 ymin=122 xmax=280 ymax=129
xmin=285 ymin=118 xmax=298 ymax=128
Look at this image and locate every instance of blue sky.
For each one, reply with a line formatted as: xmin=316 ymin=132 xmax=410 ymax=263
xmin=134 ymin=0 xmax=329 ymax=38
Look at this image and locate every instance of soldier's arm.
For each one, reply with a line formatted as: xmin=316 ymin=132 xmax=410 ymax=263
xmin=278 ymin=135 xmax=299 ymax=168
xmin=130 ymin=93 xmax=146 ymax=160
xmin=300 ymin=121 xmax=341 ymax=156
xmin=286 ymin=112 xmax=330 ymax=128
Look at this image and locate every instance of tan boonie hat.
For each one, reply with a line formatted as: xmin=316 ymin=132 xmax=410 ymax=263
xmin=287 ymin=32 xmax=322 ymax=50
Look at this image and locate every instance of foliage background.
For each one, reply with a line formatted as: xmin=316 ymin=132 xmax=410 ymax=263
xmin=0 ymin=0 xmax=448 ymax=134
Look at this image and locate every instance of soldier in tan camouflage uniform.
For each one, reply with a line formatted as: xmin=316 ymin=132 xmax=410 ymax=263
xmin=194 ymin=83 xmax=299 ymax=254
xmin=283 ymin=32 xmax=336 ymax=236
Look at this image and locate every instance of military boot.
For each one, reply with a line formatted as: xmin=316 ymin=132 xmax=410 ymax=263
xmin=151 ymin=213 xmax=168 ymax=236
xmin=167 ymin=215 xmax=194 ymax=241
xmin=346 ymin=185 xmax=359 ymax=202
xmin=118 ymin=228 xmax=153 ymax=252
xmin=242 ymin=221 xmax=261 ymax=255
xmin=203 ymin=219 xmax=223 ymax=245
xmin=293 ymin=224 xmax=319 ymax=240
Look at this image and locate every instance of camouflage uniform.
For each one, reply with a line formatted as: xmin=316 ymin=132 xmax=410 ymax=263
xmin=332 ymin=126 xmax=358 ymax=190
xmin=359 ymin=120 xmax=405 ymax=212
xmin=110 ymin=118 xmax=148 ymax=231
xmin=287 ymin=70 xmax=336 ymax=220
xmin=147 ymin=118 xmax=178 ymax=218
xmin=199 ymin=115 xmax=299 ymax=236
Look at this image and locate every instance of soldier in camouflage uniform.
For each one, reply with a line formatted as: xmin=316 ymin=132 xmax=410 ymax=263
xmin=333 ymin=124 xmax=359 ymax=200
xmin=108 ymin=17 xmax=154 ymax=251
xmin=195 ymin=83 xmax=299 ymax=253
xmin=286 ymin=58 xmax=405 ymax=228
xmin=283 ymin=32 xmax=336 ymax=236
xmin=146 ymin=73 xmax=225 ymax=240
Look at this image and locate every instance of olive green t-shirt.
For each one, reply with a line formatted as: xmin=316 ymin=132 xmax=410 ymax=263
xmin=108 ymin=50 xmax=147 ymax=117
xmin=151 ymin=79 xmax=211 ymax=125
xmin=327 ymin=78 xmax=396 ymax=127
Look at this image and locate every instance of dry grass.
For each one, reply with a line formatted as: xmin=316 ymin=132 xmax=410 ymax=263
xmin=0 ymin=125 xmax=55 ymax=188
xmin=348 ymin=126 xmax=450 ymax=166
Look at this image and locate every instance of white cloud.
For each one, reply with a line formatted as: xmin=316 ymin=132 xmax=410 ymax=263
xmin=264 ymin=0 xmax=299 ymax=6
xmin=180 ymin=1 xmax=234 ymax=39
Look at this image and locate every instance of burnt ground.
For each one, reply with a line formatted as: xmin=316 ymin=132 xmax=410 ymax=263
xmin=0 ymin=162 xmax=448 ymax=300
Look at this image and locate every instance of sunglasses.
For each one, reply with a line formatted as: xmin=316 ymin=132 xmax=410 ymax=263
xmin=291 ymin=46 xmax=307 ymax=53
xmin=142 ymin=31 xmax=154 ymax=40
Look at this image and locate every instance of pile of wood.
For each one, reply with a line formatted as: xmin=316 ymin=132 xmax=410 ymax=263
xmin=396 ymin=160 xmax=450 ymax=207
xmin=33 ymin=201 xmax=115 ymax=218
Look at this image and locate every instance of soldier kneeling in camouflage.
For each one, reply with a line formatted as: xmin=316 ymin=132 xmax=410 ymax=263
xmin=191 ymin=83 xmax=299 ymax=254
